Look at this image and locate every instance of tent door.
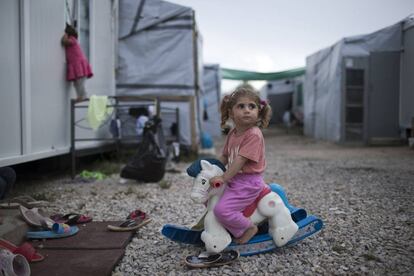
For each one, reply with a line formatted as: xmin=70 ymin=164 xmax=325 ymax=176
xmin=268 ymin=93 xmax=293 ymax=124
xmin=367 ymin=52 xmax=400 ymax=142
xmin=344 ymin=65 xmax=366 ymax=142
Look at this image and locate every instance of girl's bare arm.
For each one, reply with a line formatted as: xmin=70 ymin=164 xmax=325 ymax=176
xmin=221 ymin=155 xmax=247 ymax=182
xmin=61 ymin=34 xmax=72 ymax=47
xmin=210 ymin=155 xmax=247 ymax=187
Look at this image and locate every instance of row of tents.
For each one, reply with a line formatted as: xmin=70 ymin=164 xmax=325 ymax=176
xmin=0 ymin=0 xmax=412 ymax=168
xmin=240 ymin=15 xmax=414 ymax=145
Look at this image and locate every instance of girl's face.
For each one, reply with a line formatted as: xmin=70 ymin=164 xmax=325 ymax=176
xmin=230 ymin=96 xmax=259 ymax=129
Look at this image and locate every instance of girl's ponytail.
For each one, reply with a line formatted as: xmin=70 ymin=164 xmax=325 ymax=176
xmin=258 ymin=100 xmax=272 ymax=128
xmin=220 ymin=95 xmax=231 ymax=129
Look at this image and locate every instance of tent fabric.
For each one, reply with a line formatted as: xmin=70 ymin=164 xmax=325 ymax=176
xmin=116 ymin=0 xmax=203 ymax=146
xmin=116 ymin=0 xmax=201 ymax=97
xmin=221 ymin=67 xmax=305 ymax=81
xmin=304 ymin=19 xmax=404 ymax=142
xmin=118 ymin=0 xmax=190 ymax=39
xmin=200 ymin=64 xmax=222 ymax=138
xmin=400 ymin=16 xmax=414 ymax=129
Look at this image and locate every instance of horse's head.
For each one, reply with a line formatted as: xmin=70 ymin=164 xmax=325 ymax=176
xmin=190 ymin=160 xmax=224 ymax=203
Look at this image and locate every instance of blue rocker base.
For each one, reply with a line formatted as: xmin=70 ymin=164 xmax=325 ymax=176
xmin=162 ymin=183 xmax=323 ymax=256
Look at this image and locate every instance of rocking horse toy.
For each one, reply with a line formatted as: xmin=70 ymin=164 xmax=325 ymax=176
xmin=162 ymin=159 xmax=323 ymax=265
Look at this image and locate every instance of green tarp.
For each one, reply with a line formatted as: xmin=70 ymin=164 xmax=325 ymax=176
xmin=221 ymin=67 xmax=305 ymax=81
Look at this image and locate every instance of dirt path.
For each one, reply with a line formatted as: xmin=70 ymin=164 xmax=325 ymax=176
xmin=7 ymin=126 xmax=414 ymax=275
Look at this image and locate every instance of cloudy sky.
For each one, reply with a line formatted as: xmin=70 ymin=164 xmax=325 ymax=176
xmin=169 ymin=0 xmax=413 ymax=91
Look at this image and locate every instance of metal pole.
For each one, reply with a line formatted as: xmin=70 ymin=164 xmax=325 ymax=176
xmin=115 ymin=96 xmax=121 ymax=161
xmin=70 ymin=99 xmax=75 ymax=179
xmin=176 ymin=107 xmax=180 ymax=142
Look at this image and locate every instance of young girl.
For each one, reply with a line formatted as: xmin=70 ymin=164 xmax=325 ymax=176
xmin=61 ymin=23 xmax=93 ymax=102
xmin=209 ymin=86 xmax=272 ymax=244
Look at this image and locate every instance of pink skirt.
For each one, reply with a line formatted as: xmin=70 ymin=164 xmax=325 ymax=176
xmin=66 ymin=59 xmax=93 ymax=81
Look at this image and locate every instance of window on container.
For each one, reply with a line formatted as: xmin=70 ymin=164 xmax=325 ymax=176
xmin=346 ymin=107 xmax=363 ymax=123
xmin=346 ymin=69 xmax=364 ymax=87
xmin=79 ymin=0 xmax=90 ymax=60
xmin=346 ymin=88 xmax=364 ymax=105
xmin=65 ymin=0 xmax=76 ymax=24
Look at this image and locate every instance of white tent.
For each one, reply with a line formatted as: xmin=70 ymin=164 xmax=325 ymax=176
xmin=200 ymin=64 xmax=222 ymax=138
xmin=304 ymin=16 xmax=414 ymax=144
xmin=116 ymin=0 xmax=203 ymax=150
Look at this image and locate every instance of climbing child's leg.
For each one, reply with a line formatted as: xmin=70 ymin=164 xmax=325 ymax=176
xmin=73 ymin=77 xmax=87 ymax=102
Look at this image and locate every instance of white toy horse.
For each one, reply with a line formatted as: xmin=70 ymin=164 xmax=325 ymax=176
xmin=190 ymin=160 xmax=299 ymax=254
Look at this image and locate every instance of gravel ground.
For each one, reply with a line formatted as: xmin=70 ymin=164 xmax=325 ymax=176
xmin=10 ymin=127 xmax=414 ymax=275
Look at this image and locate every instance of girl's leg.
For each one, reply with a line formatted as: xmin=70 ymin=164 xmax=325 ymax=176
xmin=73 ymin=77 xmax=87 ymax=101
xmin=213 ymin=174 xmax=264 ymax=238
xmin=0 ymin=176 xmax=7 ymax=200
xmin=0 ymin=167 xmax=15 ymax=199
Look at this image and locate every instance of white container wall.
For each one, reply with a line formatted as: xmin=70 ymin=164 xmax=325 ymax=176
xmin=0 ymin=0 xmax=117 ymax=167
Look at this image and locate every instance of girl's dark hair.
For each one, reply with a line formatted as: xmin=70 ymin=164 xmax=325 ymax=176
xmin=65 ymin=23 xmax=78 ymax=39
xmin=220 ymin=86 xmax=272 ymax=129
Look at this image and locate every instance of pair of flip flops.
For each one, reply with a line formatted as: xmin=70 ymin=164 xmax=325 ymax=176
xmin=26 ymin=223 xmax=79 ymax=239
xmin=0 ymin=195 xmax=48 ymax=209
xmin=19 ymin=205 xmax=79 ymax=239
xmin=185 ymin=250 xmax=239 ymax=268
xmin=50 ymin=213 xmax=92 ymax=225
xmin=107 ymin=209 xmax=152 ymax=232
xmin=0 ymin=238 xmax=44 ymax=262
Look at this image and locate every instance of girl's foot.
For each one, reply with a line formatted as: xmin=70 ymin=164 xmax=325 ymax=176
xmin=75 ymin=96 xmax=84 ymax=103
xmin=235 ymin=225 xmax=258 ymax=244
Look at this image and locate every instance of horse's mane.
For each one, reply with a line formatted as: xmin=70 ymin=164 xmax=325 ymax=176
xmin=186 ymin=158 xmax=226 ymax=177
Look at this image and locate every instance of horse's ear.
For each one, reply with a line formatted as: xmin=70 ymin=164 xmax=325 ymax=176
xmin=200 ymin=160 xmax=213 ymax=171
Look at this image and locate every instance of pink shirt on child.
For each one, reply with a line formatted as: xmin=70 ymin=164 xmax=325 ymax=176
xmin=222 ymin=126 xmax=266 ymax=174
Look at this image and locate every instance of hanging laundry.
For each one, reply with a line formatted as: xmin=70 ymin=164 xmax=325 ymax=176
xmin=87 ymin=95 xmax=113 ymax=130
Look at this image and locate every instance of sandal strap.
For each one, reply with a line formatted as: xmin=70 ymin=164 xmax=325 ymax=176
xmin=127 ymin=210 xmax=147 ymax=220
xmin=119 ymin=219 xmax=137 ymax=228
xmin=63 ymin=214 xmax=81 ymax=225
xmin=14 ymin=242 xmax=36 ymax=260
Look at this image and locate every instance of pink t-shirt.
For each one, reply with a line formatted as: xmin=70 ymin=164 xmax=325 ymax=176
xmin=222 ymin=126 xmax=266 ymax=174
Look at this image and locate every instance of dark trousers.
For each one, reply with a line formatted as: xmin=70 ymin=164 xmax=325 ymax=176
xmin=0 ymin=167 xmax=16 ymax=199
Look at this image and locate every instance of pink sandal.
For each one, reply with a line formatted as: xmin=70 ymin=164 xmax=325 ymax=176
xmin=0 ymin=239 xmax=44 ymax=262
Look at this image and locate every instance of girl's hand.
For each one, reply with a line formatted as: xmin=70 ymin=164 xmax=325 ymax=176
xmin=209 ymin=176 xmax=225 ymax=188
xmin=61 ymin=34 xmax=72 ymax=46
